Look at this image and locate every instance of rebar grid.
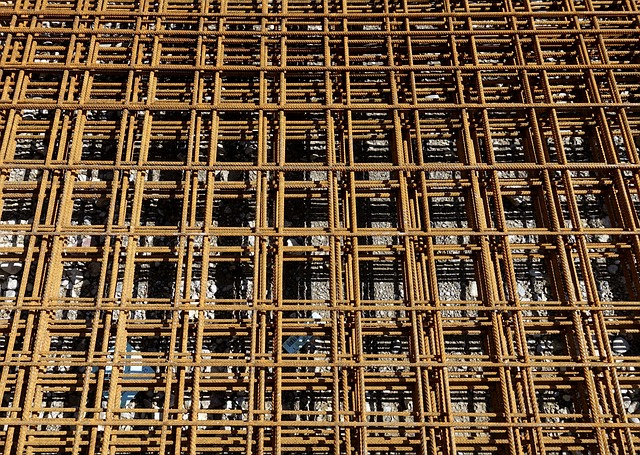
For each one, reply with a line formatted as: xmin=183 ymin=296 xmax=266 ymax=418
xmin=1 ymin=0 xmax=640 ymax=454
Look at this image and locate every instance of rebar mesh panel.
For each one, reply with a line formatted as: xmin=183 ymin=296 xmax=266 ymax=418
xmin=1 ymin=0 xmax=640 ymax=454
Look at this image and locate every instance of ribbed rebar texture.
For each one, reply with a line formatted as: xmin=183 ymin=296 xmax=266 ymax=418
xmin=1 ymin=0 xmax=640 ymax=453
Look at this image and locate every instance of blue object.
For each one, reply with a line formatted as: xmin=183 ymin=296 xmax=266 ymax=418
xmin=283 ymin=336 xmax=312 ymax=353
xmin=93 ymin=342 xmax=154 ymax=407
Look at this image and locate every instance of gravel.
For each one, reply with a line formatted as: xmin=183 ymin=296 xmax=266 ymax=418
xmin=612 ymin=336 xmax=630 ymax=355
xmin=0 ymin=262 xmax=22 ymax=275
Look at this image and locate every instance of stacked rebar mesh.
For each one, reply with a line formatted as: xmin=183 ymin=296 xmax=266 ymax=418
xmin=1 ymin=0 xmax=640 ymax=453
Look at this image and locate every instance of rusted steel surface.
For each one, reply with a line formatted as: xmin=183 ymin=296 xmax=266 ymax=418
xmin=0 ymin=0 xmax=640 ymax=453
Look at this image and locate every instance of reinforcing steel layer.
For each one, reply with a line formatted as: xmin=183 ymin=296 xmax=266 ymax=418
xmin=1 ymin=0 xmax=640 ymax=453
